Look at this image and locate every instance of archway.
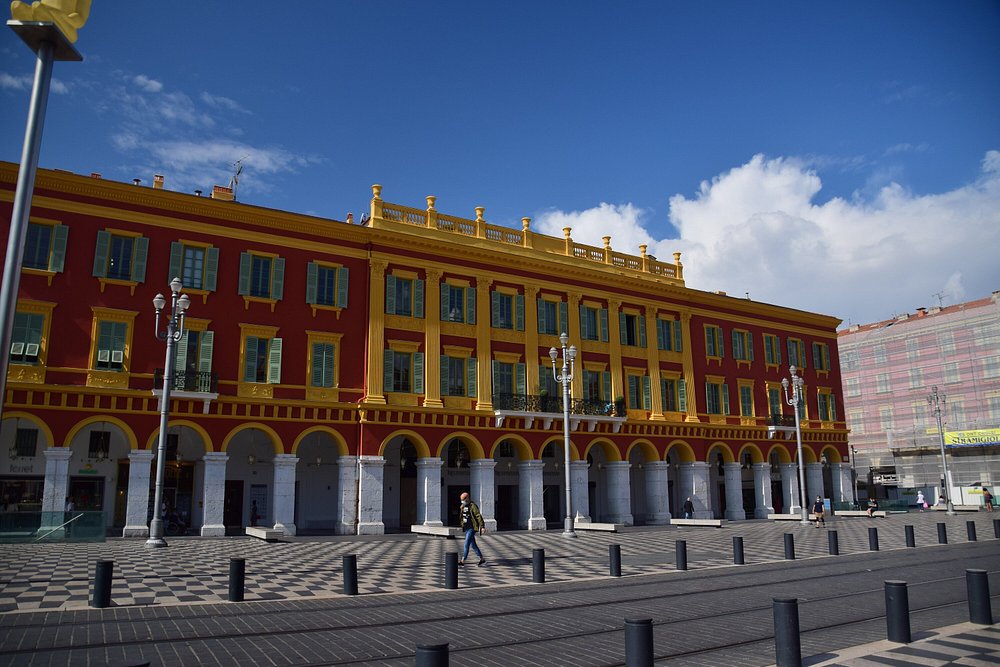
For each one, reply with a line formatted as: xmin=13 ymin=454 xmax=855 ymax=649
xmin=491 ymin=436 xmax=532 ymax=530
xmin=221 ymin=425 xmax=281 ymax=532
xmin=293 ymin=428 xmax=348 ymax=534
xmin=380 ymin=432 xmax=429 ymax=532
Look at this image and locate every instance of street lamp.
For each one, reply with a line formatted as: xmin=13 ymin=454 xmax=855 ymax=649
xmin=927 ymin=386 xmax=956 ymax=515
xmin=850 ymin=445 xmax=860 ymax=510
xmin=550 ymin=332 xmax=577 ymax=538
xmin=147 ymin=277 xmax=190 ymax=547
xmin=781 ymin=365 xmax=810 ymax=525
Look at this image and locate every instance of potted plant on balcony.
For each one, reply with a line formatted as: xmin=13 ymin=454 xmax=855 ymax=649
xmin=614 ymin=396 xmax=626 ymax=417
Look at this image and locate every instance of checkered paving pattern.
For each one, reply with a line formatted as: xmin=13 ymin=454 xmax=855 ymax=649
xmin=811 ymin=623 xmax=1000 ymax=666
xmin=0 ymin=512 xmax=996 ymax=613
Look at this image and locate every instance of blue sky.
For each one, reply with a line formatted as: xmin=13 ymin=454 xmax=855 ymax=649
xmin=2 ymin=1 xmax=998 ymax=326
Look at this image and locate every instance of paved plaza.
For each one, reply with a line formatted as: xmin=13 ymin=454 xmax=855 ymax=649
xmin=0 ymin=511 xmax=997 ymax=665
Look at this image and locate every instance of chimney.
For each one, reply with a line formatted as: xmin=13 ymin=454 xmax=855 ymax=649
xmin=132 ymin=178 xmax=141 ymax=186
xmin=211 ymin=185 xmax=234 ymax=201
xmin=153 ymin=174 xmax=164 ymax=189
xmin=194 ymin=189 xmax=202 ymax=197
xmin=346 ymin=213 xmax=354 ymax=224
xmin=90 ymin=172 xmax=102 ymax=179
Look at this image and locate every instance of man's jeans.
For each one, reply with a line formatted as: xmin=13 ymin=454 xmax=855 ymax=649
xmin=463 ymin=528 xmax=482 ymax=561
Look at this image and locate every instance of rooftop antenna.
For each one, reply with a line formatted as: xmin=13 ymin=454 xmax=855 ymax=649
xmin=230 ymin=155 xmax=248 ymax=201
xmin=932 ymin=291 xmax=946 ymax=308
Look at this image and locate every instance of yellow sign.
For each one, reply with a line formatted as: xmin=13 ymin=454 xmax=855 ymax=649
xmin=944 ymin=428 xmax=1000 ymax=447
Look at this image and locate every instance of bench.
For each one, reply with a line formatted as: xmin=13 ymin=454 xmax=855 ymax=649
xmin=835 ymin=510 xmax=887 ymax=518
xmin=930 ymin=505 xmax=981 ymax=512
xmin=410 ymin=525 xmax=461 ymax=538
xmin=671 ymin=518 xmax=724 ymax=527
xmin=245 ymin=526 xmax=283 ymax=541
xmin=574 ymin=522 xmax=623 ymax=532
xmin=768 ymin=513 xmax=815 ymax=521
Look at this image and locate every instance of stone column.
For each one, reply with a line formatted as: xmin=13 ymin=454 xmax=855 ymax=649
xmin=723 ymin=462 xmax=746 ymax=521
xmin=806 ymin=462 xmax=825 ymax=501
xmin=752 ymin=462 xmax=774 ymax=518
xmin=199 ymin=452 xmax=228 ymax=536
xmin=644 ymin=460 xmax=671 ymax=524
xmin=122 ymin=449 xmax=154 ymax=537
xmin=357 ymin=455 xmax=385 ymax=535
xmin=272 ymin=454 xmax=299 ymax=536
xmin=470 ymin=459 xmax=497 ymax=531
xmin=570 ymin=460 xmax=591 ymax=522
xmin=604 ymin=461 xmax=634 ymax=525
xmin=678 ymin=461 xmax=712 ymax=518
xmin=518 ymin=460 xmax=546 ymax=530
xmin=416 ymin=458 xmax=444 ymax=526
xmin=39 ymin=447 xmax=72 ymax=535
xmin=337 ymin=455 xmax=358 ymax=535
xmin=781 ymin=463 xmax=802 ymax=514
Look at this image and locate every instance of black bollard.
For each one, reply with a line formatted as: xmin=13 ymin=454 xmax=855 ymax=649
xmin=772 ymin=598 xmax=802 ymax=667
xmin=444 ymin=552 xmax=458 ymax=590
xmin=532 ymin=548 xmax=545 ymax=584
xmin=91 ymin=560 xmax=113 ymax=609
xmin=966 ymin=521 xmax=977 ymax=542
xmin=342 ymin=554 xmax=358 ymax=596
xmin=994 ymin=518 xmax=1000 ymax=539
xmin=783 ymin=533 xmax=795 ymax=560
xmin=904 ymin=525 xmax=915 ymax=548
xmin=415 ymin=643 xmax=449 ymax=667
xmin=733 ymin=536 xmax=745 ymax=565
xmin=624 ymin=618 xmax=654 ymax=667
xmin=868 ymin=526 xmax=879 ymax=551
xmin=966 ymin=569 xmax=993 ymax=625
xmin=884 ymin=580 xmax=911 ymax=643
xmin=228 ymin=557 xmax=245 ymax=602
xmin=675 ymin=540 xmax=688 ymax=571
xmin=828 ymin=530 xmax=839 ymax=555
xmin=937 ymin=522 xmax=948 ymax=544
xmin=610 ymin=544 xmax=622 ymax=577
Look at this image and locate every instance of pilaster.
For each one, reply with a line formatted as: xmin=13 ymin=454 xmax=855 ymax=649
xmin=518 ymin=460 xmax=546 ymax=530
xmin=806 ymin=462 xmax=825 ymax=501
xmin=679 ymin=311 xmax=699 ymax=421
xmin=200 ymin=452 xmax=228 ymax=536
xmin=357 ymin=455 xmax=385 ymax=534
xmin=337 ymin=455 xmax=359 ymax=534
xmin=39 ymin=447 xmax=72 ymax=537
xmin=604 ymin=460 xmax=633 ymax=525
xmin=524 ymin=286 xmax=540 ymax=395
xmin=644 ymin=305 xmax=664 ymax=420
xmin=416 ymin=457 xmax=444 ymax=526
xmin=272 ymin=454 xmax=299 ymax=536
xmin=470 ymin=459 xmax=497 ymax=531
xmin=122 ymin=449 xmax=154 ymax=537
xmin=607 ymin=298 xmax=624 ymax=401
xmin=364 ymin=258 xmax=389 ymax=404
xmin=781 ymin=463 xmax=802 ymax=514
xmin=678 ymin=461 xmax=712 ymax=519
xmin=423 ymin=268 xmax=444 ymax=408
xmin=567 ymin=292 xmax=584 ymax=399
xmin=752 ymin=462 xmax=774 ymax=518
xmin=723 ymin=462 xmax=746 ymax=521
xmin=570 ymin=460 xmax=591 ymax=522
xmin=643 ymin=460 xmax=671 ymax=524
xmin=475 ymin=279 xmax=494 ymax=411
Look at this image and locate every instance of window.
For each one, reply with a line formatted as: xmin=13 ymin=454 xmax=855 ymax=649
xmin=13 ymin=428 xmax=38 ymax=458
xmin=945 ymin=362 xmax=961 ymax=383
xmin=491 ymin=360 xmax=524 ymax=397
xmin=387 ymin=275 xmax=424 ymax=317
xmin=768 ymin=386 xmax=782 ymax=418
xmin=383 ymin=347 xmax=424 ymax=394
xmin=844 ymin=377 xmax=860 ymax=398
xmin=905 ymin=338 xmax=919 ymax=361
xmin=841 ymin=350 xmax=859 ymax=371
xmin=763 ymin=334 xmax=782 ymax=366
xmin=10 ymin=312 xmax=43 ymax=364
xmin=875 ymin=373 xmax=891 ymax=393
xmin=537 ymin=299 xmax=567 ymax=336
xmin=24 ymin=222 xmax=67 ymax=272
xmin=811 ymin=342 xmax=831 ymax=371
xmin=988 ymin=393 xmax=1000 ymax=421
xmin=911 ymin=402 xmax=928 ymax=429
xmin=939 ymin=332 xmax=956 ymax=354
xmin=619 ymin=312 xmax=647 ymax=348
xmin=95 ymin=321 xmax=127 ymax=371
xmin=441 ymin=355 xmax=477 ymax=397
xmin=908 ymin=368 xmax=923 ymax=390
xmin=93 ymin=230 xmax=148 ymax=282
xmin=873 ymin=344 xmax=887 ymax=364
xmin=732 ymin=330 xmax=754 ymax=362
xmin=660 ymin=377 xmax=687 ymax=413
xmin=705 ymin=379 xmax=730 ymax=415
xmin=739 ymin=382 xmax=754 ymax=417
xmin=244 ymin=335 xmax=282 ymax=383
xmin=980 ymin=355 xmax=1000 ymax=380
xmin=705 ymin=325 xmax=724 ymax=358
xmin=817 ymin=390 xmax=836 ymax=422
xmin=310 ymin=342 xmax=335 ymax=388
xmin=948 ymin=399 xmax=964 ymax=428
xmin=491 ymin=291 xmax=523 ymax=330
xmin=238 ymin=252 xmax=285 ymax=300
xmin=583 ymin=369 xmax=610 ymax=402
xmin=174 ymin=329 xmax=215 ymax=391
xmin=879 ymin=406 xmax=893 ymax=431
xmin=306 ymin=263 xmax=349 ymax=308
xmin=169 ymin=242 xmax=219 ymax=291
xmin=580 ymin=304 xmax=608 ymax=342
xmin=847 ymin=409 xmax=864 ymax=435
xmin=441 ymin=284 xmax=475 ymax=324
xmin=87 ymin=308 xmax=137 ymax=387
xmin=787 ymin=338 xmax=806 ymax=369
xmin=626 ymin=372 xmax=651 ymax=410
xmin=656 ymin=318 xmax=683 ymax=352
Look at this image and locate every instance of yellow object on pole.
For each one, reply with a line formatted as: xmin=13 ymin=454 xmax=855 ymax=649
xmin=10 ymin=0 xmax=91 ymax=42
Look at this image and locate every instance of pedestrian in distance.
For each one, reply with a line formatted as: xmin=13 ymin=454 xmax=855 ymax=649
xmin=866 ymin=497 xmax=879 ymax=517
xmin=458 ymin=491 xmax=486 ymax=566
xmin=916 ymin=491 xmax=926 ymax=512
xmin=983 ymin=488 xmax=993 ymax=512
xmin=812 ymin=495 xmax=826 ymax=527
xmin=682 ymin=497 xmax=694 ymax=519
xmin=937 ymin=494 xmax=947 ymax=507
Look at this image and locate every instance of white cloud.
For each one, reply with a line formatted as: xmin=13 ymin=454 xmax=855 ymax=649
xmin=200 ymin=91 xmax=250 ymax=114
xmin=533 ymin=152 xmax=1000 ymax=326
xmin=1 ymin=72 xmax=68 ymax=94
xmin=132 ymin=74 xmax=163 ymax=93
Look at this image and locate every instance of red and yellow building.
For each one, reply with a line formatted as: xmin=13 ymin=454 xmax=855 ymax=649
xmin=0 ymin=161 xmax=848 ymax=536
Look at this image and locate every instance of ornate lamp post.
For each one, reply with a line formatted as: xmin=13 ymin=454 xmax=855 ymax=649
xmin=781 ymin=365 xmax=810 ymax=525
xmin=147 ymin=278 xmax=189 ymax=547
xmin=550 ymin=332 xmax=577 ymax=538
xmin=927 ymin=386 xmax=956 ymax=515
xmin=850 ymin=445 xmax=860 ymax=510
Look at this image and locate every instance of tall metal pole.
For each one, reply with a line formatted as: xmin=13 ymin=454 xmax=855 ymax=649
xmin=850 ymin=445 xmax=860 ymax=510
xmin=551 ymin=333 xmax=577 ymax=538
xmin=783 ymin=366 xmax=810 ymax=525
xmin=928 ymin=386 xmax=956 ymax=515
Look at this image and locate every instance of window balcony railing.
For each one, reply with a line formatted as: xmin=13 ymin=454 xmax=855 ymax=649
xmin=767 ymin=414 xmax=797 ymax=427
xmin=493 ymin=393 xmax=627 ymax=432
xmin=153 ymin=369 xmax=218 ymax=393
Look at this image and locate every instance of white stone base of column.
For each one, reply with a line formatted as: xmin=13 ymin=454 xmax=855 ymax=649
xmin=122 ymin=525 xmax=150 ymax=538
xmin=527 ymin=517 xmax=546 ymax=530
xmin=274 ymin=522 xmax=296 ymax=536
xmin=336 ymin=521 xmax=355 ymax=535
xmin=606 ymin=512 xmax=634 ymax=525
xmin=725 ymin=508 xmax=746 ymax=521
xmin=484 ymin=519 xmax=498 ymax=532
xmin=200 ymin=524 xmax=226 ymax=537
xmin=422 ymin=520 xmax=444 ymax=527
xmin=754 ymin=507 xmax=771 ymax=519
xmin=646 ymin=513 xmax=671 ymax=525
xmin=357 ymin=521 xmax=385 ymax=535
xmin=693 ymin=510 xmax=714 ymax=519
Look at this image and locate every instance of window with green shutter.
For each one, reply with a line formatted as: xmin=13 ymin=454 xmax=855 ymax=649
xmin=705 ymin=325 xmax=724 ymax=358
xmin=705 ymin=381 xmax=729 ymax=415
xmin=169 ymin=242 xmax=219 ymax=291
xmin=10 ymin=312 xmax=43 ymax=364
xmin=93 ymin=230 xmax=147 ymax=282
xmin=764 ymin=334 xmax=782 ymax=365
xmin=244 ymin=336 xmax=281 ymax=383
xmin=24 ymin=222 xmax=67 ymax=272
xmin=95 ymin=321 xmax=127 ymax=371
xmin=538 ymin=299 xmax=558 ymax=335
xmin=732 ymin=330 xmax=754 ymax=362
xmin=812 ymin=342 xmax=832 ymax=371
xmin=238 ymin=252 xmax=284 ymax=300
xmin=311 ymin=342 xmax=335 ymax=388
xmin=739 ymin=385 xmax=754 ymax=416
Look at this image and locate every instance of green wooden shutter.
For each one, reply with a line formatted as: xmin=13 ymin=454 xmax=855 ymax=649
xmin=414 ymin=352 xmax=424 ymax=393
xmin=830 ymin=394 xmax=837 ymax=421
xmin=271 ymin=257 xmax=285 ymax=300
xmin=267 ymin=338 xmax=282 ymax=384
xmin=732 ymin=332 xmax=741 ymax=359
xmin=198 ymin=331 xmax=214 ymax=391
xmin=336 ymin=267 xmax=349 ymax=307
xmin=823 ymin=345 xmax=831 ymax=371
xmin=812 ymin=343 xmax=821 ymax=369
xmin=383 ymin=349 xmax=394 ymax=392
xmin=599 ymin=308 xmax=609 ymax=342
xmin=705 ymin=383 xmax=712 ymax=412
xmin=204 ymin=247 xmax=219 ymax=291
xmin=717 ymin=329 xmax=725 ymax=358
xmin=579 ymin=305 xmax=588 ymax=339
xmin=441 ymin=284 xmax=451 ymax=320
xmin=656 ymin=319 xmax=665 ymax=350
xmin=638 ymin=316 xmax=647 ymax=348
xmin=465 ymin=287 xmax=475 ymax=324
xmin=641 ymin=376 xmax=651 ymax=410
xmin=602 ymin=371 xmax=611 ymax=402
xmin=536 ymin=298 xmax=546 ymax=333
xmin=50 ymin=224 xmax=68 ymax=272
xmin=787 ymin=339 xmax=796 ymax=367
xmin=324 ymin=343 xmax=335 ymax=387
xmin=414 ymin=279 xmax=424 ymax=318
xmin=440 ymin=356 xmax=450 ymax=396
xmin=466 ymin=357 xmax=477 ymax=398
xmin=515 ymin=363 xmax=526 ymax=396
xmin=748 ymin=333 xmax=755 ymax=361
xmin=92 ymin=230 xmax=110 ymax=277
xmin=722 ymin=383 xmax=730 ymax=415
xmin=312 ymin=343 xmax=326 ymax=387
xmin=558 ymin=300 xmax=568 ymax=335
xmin=619 ymin=312 xmax=627 ymax=345
xmin=514 ymin=294 xmax=524 ymax=331
xmin=385 ymin=275 xmax=397 ymax=314
xmin=706 ymin=328 xmax=715 ymax=356
xmin=174 ymin=331 xmax=189 ymax=374
xmin=132 ymin=236 xmax=149 ymax=282
xmin=238 ymin=252 xmax=251 ymax=295
xmin=305 ymin=262 xmax=318 ymax=304
xmin=678 ymin=378 xmax=687 ymax=412
xmin=491 ymin=291 xmax=500 ymax=327
xmin=168 ymin=242 xmax=184 ymax=283
xmin=491 ymin=359 xmax=499 ymax=394
xmin=244 ymin=336 xmax=258 ymax=381
xmin=673 ymin=320 xmax=683 ymax=352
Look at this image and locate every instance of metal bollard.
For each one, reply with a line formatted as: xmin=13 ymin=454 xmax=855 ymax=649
xmin=610 ymin=544 xmax=622 ymax=577
xmin=444 ymin=552 xmax=458 ymax=590
xmin=91 ymin=560 xmax=113 ymax=608
xmin=772 ymin=598 xmax=802 ymax=667
xmin=884 ymin=580 xmax=911 ymax=643
xmin=783 ymin=533 xmax=795 ymax=560
xmin=342 ymin=554 xmax=358 ymax=596
xmin=733 ymin=536 xmax=744 ymax=565
xmin=937 ymin=522 xmax=948 ymax=544
xmin=868 ymin=526 xmax=879 ymax=551
xmin=994 ymin=518 xmax=1000 ymax=539
xmin=675 ymin=540 xmax=688 ymax=571
xmin=228 ymin=557 xmax=245 ymax=602
xmin=966 ymin=569 xmax=993 ymax=625
xmin=828 ymin=530 xmax=839 ymax=556
xmin=904 ymin=525 xmax=915 ymax=548
xmin=532 ymin=548 xmax=545 ymax=584
xmin=624 ymin=618 xmax=654 ymax=667
xmin=966 ymin=521 xmax=977 ymax=542
xmin=415 ymin=643 xmax=449 ymax=667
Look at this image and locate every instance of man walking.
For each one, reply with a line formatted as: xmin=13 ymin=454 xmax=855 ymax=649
xmin=458 ymin=491 xmax=486 ymax=566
